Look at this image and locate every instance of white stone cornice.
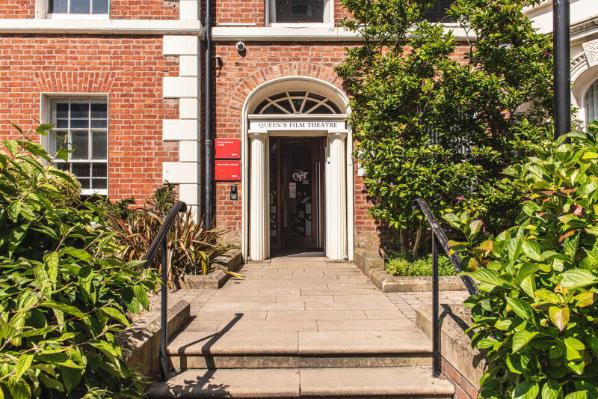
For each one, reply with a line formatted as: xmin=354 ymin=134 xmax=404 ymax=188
xmin=0 ymin=18 xmax=203 ymax=35
xmin=212 ymin=25 xmax=474 ymax=42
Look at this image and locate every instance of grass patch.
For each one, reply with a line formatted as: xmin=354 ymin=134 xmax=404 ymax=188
xmin=385 ymin=254 xmax=457 ymax=276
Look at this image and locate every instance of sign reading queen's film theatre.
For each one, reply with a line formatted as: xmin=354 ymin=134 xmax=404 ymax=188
xmin=249 ymin=119 xmax=346 ymax=133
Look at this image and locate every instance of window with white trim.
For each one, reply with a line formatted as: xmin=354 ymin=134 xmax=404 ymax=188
xmin=585 ymin=79 xmax=598 ymax=124
xmin=268 ymin=0 xmax=331 ymax=24
xmin=49 ymin=98 xmax=108 ymax=195
xmin=47 ymin=0 xmax=109 ymax=16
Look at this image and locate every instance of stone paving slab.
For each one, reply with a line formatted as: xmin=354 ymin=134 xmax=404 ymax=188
xmin=266 ymin=310 xmax=369 ymax=321
xmin=386 ymin=291 xmax=470 ymax=321
xmin=169 ymin=331 xmax=299 ymax=355
xmin=316 ymin=319 xmax=422 ymax=332
xmin=298 ymin=331 xmax=431 ymax=354
xmin=147 ymin=368 xmax=301 ymax=398
xmin=148 ymin=367 xmax=454 ymax=398
xmin=300 ymin=367 xmax=454 ymax=397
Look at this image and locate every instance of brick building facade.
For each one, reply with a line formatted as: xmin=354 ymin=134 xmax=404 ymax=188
xmin=1 ymin=0 xmax=595 ymax=262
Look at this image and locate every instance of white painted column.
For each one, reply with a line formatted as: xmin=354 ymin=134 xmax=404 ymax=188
xmin=249 ymin=133 xmax=269 ymax=261
xmin=325 ymin=132 xmax=348 ymax=260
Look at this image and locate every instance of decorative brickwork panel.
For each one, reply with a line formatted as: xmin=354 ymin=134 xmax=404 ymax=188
xmin=0 ymin=35 xmax=179 ymax=204
xmin=111 ymin=0 xmax=179 ymax=19
xmin=0 ymin=0 xmax=35 ymax=18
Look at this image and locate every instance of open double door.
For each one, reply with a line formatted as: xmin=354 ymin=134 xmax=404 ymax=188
xmin=269 ymin=137 xmax=325 ymax=254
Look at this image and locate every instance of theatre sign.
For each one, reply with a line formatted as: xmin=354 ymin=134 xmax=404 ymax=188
xmin=248 ymin=119 xmax=346 ymax=133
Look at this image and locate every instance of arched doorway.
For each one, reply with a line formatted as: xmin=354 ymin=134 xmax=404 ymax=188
xmin=241 ymin=77 xmax=352 ymax=261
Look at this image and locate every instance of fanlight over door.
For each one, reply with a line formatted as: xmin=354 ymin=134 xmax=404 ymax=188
xmin=253 ymin=91 xmax=342 ymax=115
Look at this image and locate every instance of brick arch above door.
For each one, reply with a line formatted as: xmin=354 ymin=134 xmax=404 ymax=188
xmin=224 ymin=63 xmax=344 ymax=112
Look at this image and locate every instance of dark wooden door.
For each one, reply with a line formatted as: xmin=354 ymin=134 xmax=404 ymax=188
xmin=269 ymin=137 xmax=324 ymax=252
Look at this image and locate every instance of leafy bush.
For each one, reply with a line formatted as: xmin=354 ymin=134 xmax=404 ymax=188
xmin=0 ymin=126 xmax=157 ymax=398
xmin=337 ymin=0 xmax=553 ymax=255
xmin=446 ymin=126 xmax=598 ymax=398
xmin=105 ymin=184 xmax=228 ymax=285
xmin=385 ymin=254 xmax=456 ymax=276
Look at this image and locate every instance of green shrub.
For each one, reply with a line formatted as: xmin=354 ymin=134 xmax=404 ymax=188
xmin=446 ymin=125 xmax=598 ymax=398
xmin=105 ymin=184 xmax=228 ymax=284
xmin=0 ymin=126 xmax=157 ymax=398
xmin=337 ymin=0 xmax=553 ymax=255
xmin=385 ymin=254 xmax=456 ymax=276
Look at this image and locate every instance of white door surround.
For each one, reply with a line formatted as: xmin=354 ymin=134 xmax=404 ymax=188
xmin=241 ymin=77 xmax=353 ymax=261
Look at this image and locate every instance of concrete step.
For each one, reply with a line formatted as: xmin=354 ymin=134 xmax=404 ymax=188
xmin=146 ymin=366 xmax=455 ymax=398
xmin=168 ymin=330 xmax=433 ymax=369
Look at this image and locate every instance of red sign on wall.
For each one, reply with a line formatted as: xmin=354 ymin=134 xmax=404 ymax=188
xmin=215 ymin=139 xmax=241 ymax=159
xmin=215 ymin=160 xmax=241 ymax=181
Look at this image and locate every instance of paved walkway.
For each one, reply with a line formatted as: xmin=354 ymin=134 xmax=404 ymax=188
xmin=146 ymin=256 xmax=465 ymax=398
xmin=167 ymin=256 xmax=453 ymax=336
xmin=165 ymin=257 xmax=469 ymax=322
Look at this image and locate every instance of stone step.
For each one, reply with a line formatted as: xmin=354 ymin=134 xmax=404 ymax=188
xmin=146 ymin=367 xmax=455 ymax=398
xmin=167 ymin=330 xmax=433 ymax=369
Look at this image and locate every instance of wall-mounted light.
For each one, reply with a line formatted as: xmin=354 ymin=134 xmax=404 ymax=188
xmin=230 ymin=184 xmax=238 ymax=201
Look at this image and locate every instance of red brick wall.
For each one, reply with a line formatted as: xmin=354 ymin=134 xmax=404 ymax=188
xmin=0 ymin=0 xmax=178 ymax=19
xmin=0 ymin=0 xmax=35 ymax=18
xmin=111 ymin=0 xmax=179 ymax=19
xmin=215 ymin=0 xmax=349 ymax=26
xmin=213 ymin=42 xmax=377 ymax=246
xmin=334 ymin=1 xmax=351 ymax=25
xmin=0 ymin=35 xmax=179 ymax=204
xmin=216 ymin=0 xmax=264 ymax=26
xmin=441 ymin=357 xmax=480 ymax=399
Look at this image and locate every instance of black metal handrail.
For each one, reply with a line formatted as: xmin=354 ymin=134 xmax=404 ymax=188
xmin=143 ymin=200 xmax=187 ymax=380
xmin=414 ymin=198 xmax=477 ymax=377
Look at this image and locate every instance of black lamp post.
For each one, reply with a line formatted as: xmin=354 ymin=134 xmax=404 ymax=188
xmin=553 ymin=0 xmax=571 ymax=139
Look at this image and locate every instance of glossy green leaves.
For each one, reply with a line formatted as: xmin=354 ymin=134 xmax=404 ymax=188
xmin=0 ymin=128 xmax=158 ymax=398
xmin=448 ymin=128 xmax=598 ymax=398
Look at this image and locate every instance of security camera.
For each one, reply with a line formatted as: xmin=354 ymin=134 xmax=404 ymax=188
xmin=235 ymin=41 xmax=246 ymax=53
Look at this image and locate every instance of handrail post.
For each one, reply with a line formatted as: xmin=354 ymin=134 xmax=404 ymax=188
xmin=160 ymin=239 xmax=169 ymax=380
xmin=432 ymin=234 xmax=441 ymax=377
xmin=143 ymin=201 xmax=187 ymax=382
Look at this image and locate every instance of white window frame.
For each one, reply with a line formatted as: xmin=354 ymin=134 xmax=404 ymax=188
xmin=42 ymin=95 xmax=109 ymax=196
xmin=583 ymin=78 xmax=598 ymax=127
xmin=45 ymin=0 xmax=110 ymax=19
xmin=267 ymin=0 xmax=334 ymax=27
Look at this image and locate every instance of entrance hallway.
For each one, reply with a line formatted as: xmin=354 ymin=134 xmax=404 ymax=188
xmin=147 ymin=257 xmax=455 ymax=398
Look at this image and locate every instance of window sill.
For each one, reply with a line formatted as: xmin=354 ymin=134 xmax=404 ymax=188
xmin=269 ymin=22 xmax=334 ymax=28
xmin=46 ymin=13 xmax=109 ymax=19
xmin=81 ymin=189 xmax=108 ymax=196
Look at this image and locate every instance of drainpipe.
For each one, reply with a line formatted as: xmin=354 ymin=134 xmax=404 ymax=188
xmin=553 ymin=0 xmax=571 ymax=139
xmin=204 ymin=0 xmax=214 ymax=228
